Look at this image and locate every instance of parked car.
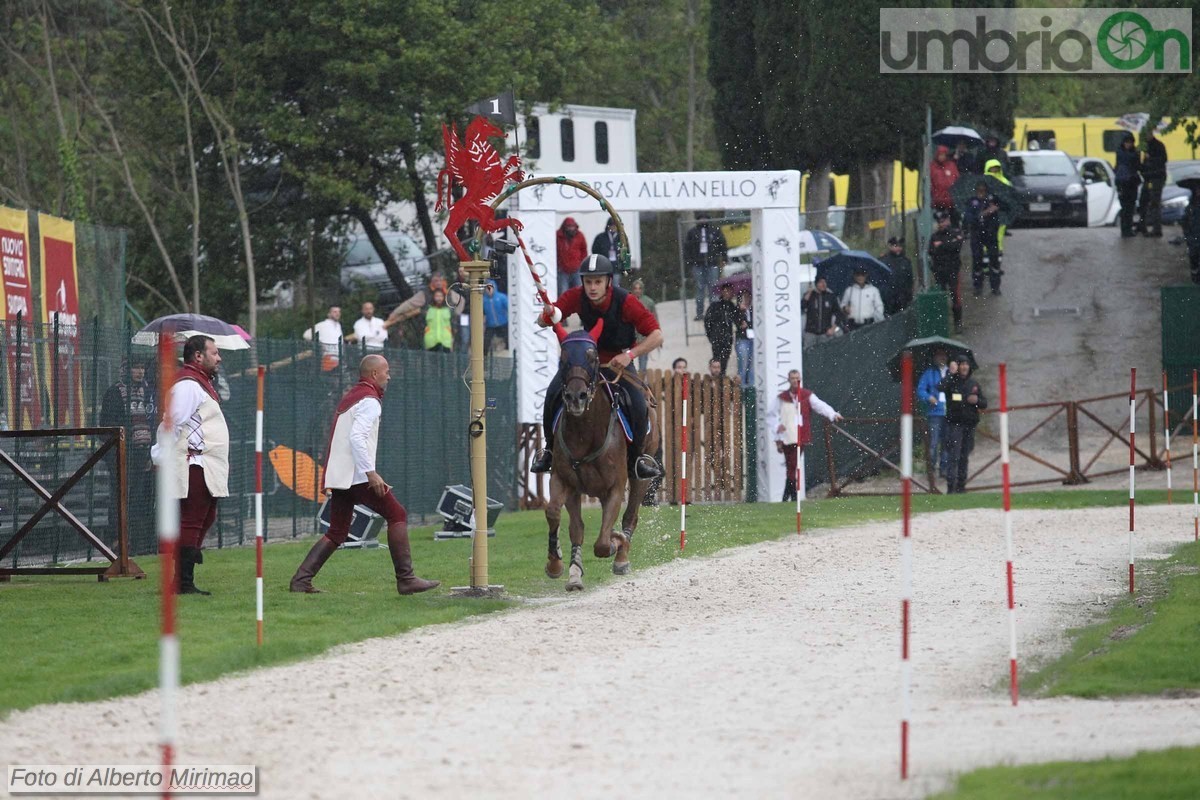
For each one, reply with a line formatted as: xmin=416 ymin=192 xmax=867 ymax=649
xmin=1160 ymin=160 xmax=1198 ymax=225
xmin=337 ymin=230 xmax=430 ymax=304
xmin=1074 ymin=157 xmax=1119 ymax=226
xmin=1007 ymin=150 xmax=1088 ymax=227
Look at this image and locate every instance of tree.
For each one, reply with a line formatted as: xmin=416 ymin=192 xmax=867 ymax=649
xmin=709 ymin=0 xmax=773 ymax=170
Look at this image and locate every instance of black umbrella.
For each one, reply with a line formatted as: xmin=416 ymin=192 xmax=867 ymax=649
xmin=950 ymin=174 xmax=1022 ymax=227
xmin=888 ymin=336 xmax=977 ymax=382
xmin=813 ymin=251 xmax=896 ymax=309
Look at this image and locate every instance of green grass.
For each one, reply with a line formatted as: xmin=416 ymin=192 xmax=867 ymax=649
xmin=929 ymin=747 xmax=1200 ymax=800
xmin=0 ymin=489 xmax=1176 ymax=716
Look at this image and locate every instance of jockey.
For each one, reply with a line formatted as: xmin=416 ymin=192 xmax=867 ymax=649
xmin=531 ymin=254 xmax=664 ymax=480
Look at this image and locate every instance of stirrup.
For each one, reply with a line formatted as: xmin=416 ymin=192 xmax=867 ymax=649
xmin=530 ymin=449 xmax=553 ymax=474
xmin=633 ymin=455 xmax=663 ymax=480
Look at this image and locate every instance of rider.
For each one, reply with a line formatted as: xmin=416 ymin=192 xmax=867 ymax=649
xmin=530 ymin=254 xmax=664 ymax=480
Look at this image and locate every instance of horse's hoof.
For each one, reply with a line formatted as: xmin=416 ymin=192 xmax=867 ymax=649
xmin=565 ymin=579 xmax=584 ymax=592
xmin=546 ymin=561 xmax=565 ymax=579
xmin=612 ymin=560 xmax=631 ymax=576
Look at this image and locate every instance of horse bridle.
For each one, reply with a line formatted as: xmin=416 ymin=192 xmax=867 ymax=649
xmin=557 ymin=343 xmax=621 ymax=474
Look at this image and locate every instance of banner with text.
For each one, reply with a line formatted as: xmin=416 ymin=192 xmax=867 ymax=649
xmin=38 ymin=213 xmax=84 ymax=428
xmin=0 ymin=206 xmax=43 ymax=428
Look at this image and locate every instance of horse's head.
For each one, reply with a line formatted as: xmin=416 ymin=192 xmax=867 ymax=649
xmin=556 ymin=320 xmax=604 ymax=417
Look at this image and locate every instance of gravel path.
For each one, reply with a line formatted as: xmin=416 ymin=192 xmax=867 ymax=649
xmin=3 ymin=505 xmax=1200 ymax=799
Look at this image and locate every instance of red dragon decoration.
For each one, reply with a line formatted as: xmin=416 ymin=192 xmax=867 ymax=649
xmin=436 ymin=116 xmax=525 ymax=261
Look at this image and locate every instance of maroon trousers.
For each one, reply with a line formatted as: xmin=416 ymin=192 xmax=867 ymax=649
xmin=326 ymin=483 xmax=407 ymax=545
xmin=781 ymin=443 xmax=806 ymax=479
xmin=179 ymin=465 xmax=218 ymax=548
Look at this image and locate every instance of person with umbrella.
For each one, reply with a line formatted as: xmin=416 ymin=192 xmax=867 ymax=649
xmin=1114 ymin=132 xmax=1142 ymax=238
xmin=916 ymin=346 xmax=951 ymax=482
xmin=840 ymin=266 xmax=885 ymax=330
xmin=931 ymin=145 xmax=960 ymax=222
xmin=964 ymin=180 xmax=1003 ymax=297
xmin=928 ymin=211 xmax=967 ymax=334
xmin=938 ymin=353 xmax=988 ymax=494
xmin=879 ymin=237 xmax=914 ymax=313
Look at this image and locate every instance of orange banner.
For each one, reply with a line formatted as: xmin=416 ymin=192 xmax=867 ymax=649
xmin=38 ymin=213 xmax=83 ymax=428
xmin=0 ymin=206 xmax=43 ymax=428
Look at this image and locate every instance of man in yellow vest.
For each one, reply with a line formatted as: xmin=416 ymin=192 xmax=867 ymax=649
xmin=423 ymin=287 xmax=453 ymax=352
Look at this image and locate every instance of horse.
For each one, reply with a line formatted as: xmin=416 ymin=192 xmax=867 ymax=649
xmin=543 ymin=322 xmax=660 ymax=592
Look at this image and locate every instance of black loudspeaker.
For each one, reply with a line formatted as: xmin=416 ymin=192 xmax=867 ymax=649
xmin=434 ymin=484 xmax=502 ymax=540
xmin=317 ymin=497 xmax=385 ymax=549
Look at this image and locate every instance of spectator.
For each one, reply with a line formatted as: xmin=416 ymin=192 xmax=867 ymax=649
xmin=938 ymin=354 xmax=987 ymax=494
xmin=928 ymin=211 xmax=967 ymax=334
xmin=953 ymin=140 xmax=978 ymax=175
xmin=964 ymin=181 xmax=1003 ymax=297
xmin=707 ymin=358 xmax=722 ymax=379
xmin=1182 ymin=187 xmax=1200 ymax=284
xmin=556 ymin=217 xmax=588 ymax=295
xmin=683 ymin=213 xmax=728 ymax=320
xmin=423 ymin=288 xmax=453 ymax=352
xmin=840 ymin=267 xmax=885 ymax=330
xmin=734 ymin=291 xmax=754 ymax=386
xmin=769 ymin=369 xmax=842 ymax=502
xmin=630 ymin=279 xmax=658 ymax=373
xmin=99 ymin=356 xmax=156 ymax=546
xmin=592 ymin=217 xmax=622 ymax=267
xmin=802 ymin=275 xmax=844 ymax=348
xmin=981 ymin=134 xmax=1010 ymax=178
xmin=879 ymin=237 xmax=914 ymax=313
xmin=482 ymin=279 xmax=509 ymax=354
xmin=385 ymin=272 xmax=450 ymax=344
xmin=448 ymin=266 xmax=470 ymax=350
xmin=930 ymin=145 xmax=960 ymax=221
xmin=915 ymin=347 xmax=951 ymax=482
xmin=350 ymin=301 xmax=387 ymax=353
xmin=984 ymin=159 xmax=1012 ymax=265
xmin=703 ymin=283 xmax=739 ymax=375
xmin=1137 ymin=128 xmax=1168 ymax=237
xmin=672 ymin=357 xmax=688 ymax=375
xmin=303 ymin=305 xmax=346 ymax=371
xmin=1114 ymin=132 xmax=1142 ymax=239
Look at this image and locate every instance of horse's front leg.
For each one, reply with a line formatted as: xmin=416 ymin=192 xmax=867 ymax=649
xmin=614 ymin=480 xmax=645 ymax=576
xmin=545 ymin=473 xmax=565 ymax=579
xmin=564 ymin=490 xmax=586 ymax=592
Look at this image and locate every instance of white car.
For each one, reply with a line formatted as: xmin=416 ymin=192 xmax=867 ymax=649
xmin=1074 ymin=157 xmax=1120 ymax=227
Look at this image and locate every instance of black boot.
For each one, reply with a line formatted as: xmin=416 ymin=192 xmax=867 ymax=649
xmin=633 ymin=454 xmax=664 ymax=480
xmin=178 ymin=546 xmax=211 ymax=595
xmin=289 ymin=536 xmax=338 ymax=593
xmin=387 ymin=523 xmax=440 ymax=595
xmin=530 ymin=449 xmax=553 ymax=473
xmin=781 ymin=478 xmax=796 ymax=503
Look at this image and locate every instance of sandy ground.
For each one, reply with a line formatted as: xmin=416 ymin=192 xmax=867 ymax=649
xmin=3 ymin=505 xmax=1200 ymax=799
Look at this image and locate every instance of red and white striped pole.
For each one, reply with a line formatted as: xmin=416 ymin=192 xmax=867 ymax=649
xmin=255 ymin=366 xmax=265 ymax=646
xmin=1129 ymin=368 xmax=1136 ymax=594
xmin=1192 ymin=369 xmax=1198 ymax=542
xmin=156 ymin=337 xmax=179 ymax=798
xmin=999 ymin=363 xmax=1018 ymax=705
xmin=795 ymin=395 xmax=803 ymax=534
xmin=899 ymin=351 xmax=913 ymax=780
xmin=1163 ymin=371 xmax=1172 ymax=505
xmin=680 ymin=373 xmax=689 ymax=551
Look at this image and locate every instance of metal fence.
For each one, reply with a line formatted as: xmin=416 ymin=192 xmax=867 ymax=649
xmin=0 ymin=323 xmax=518 ymax=568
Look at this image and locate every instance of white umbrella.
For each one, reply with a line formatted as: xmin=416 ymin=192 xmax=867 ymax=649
xmin=932 ymin=126 xmax=984 ymax=147
xmin=133 ymin=313 xmax=251 ymax=351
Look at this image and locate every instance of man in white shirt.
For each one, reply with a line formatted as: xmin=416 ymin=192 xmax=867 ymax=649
xmin=768 ymin=370 xmax=842 ymax=502
xmin=350 ymin=301 xmax=388 ymax=352
xmin=289 ymin=354 xmax=439 ymax=595
xmin=152 ymin=335 xmax=229 ymax=595
xmin=840 ymin=267 xmax=885 ymax=330
xmin=303 ymin=306 xmax=345 ymax=369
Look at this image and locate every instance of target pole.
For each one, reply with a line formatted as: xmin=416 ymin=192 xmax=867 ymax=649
xmin=1163 ymin=371 xmax=1172 ymax=505
xmin=1192 ymin=369 xmax=1198 ymax=542
xmin=255 ymin=366 xmax=265 ymax=646
xmin=999 ymin=363 xmax=1018 ymax=705
xmin=795 ymin=396 xmax=803 ymax=534
xmin=680 ymin=373 xmax=689 ymax=551
xmin=1129 ymin=368 xmax=1136 ymax=594
xmin=899 ymin=351 xmax=913 ymax=780
xmin=156 ymin=337 xmax=179 ymax=798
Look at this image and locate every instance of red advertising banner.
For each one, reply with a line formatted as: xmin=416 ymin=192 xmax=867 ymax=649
xmin=0 ymin=206 xmax=43 ymax=429
xmin=38 ymin=213 xmax=83 ymax=428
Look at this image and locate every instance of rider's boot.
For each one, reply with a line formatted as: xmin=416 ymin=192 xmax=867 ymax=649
xmin=530 ymin=449 xmax=553 ymax=473
xmin=633 ymin=454 xmax=663 ymax=480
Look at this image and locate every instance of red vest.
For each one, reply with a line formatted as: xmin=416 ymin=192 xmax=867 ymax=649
xmin=778 ymin=387 xmax=814 ymax=446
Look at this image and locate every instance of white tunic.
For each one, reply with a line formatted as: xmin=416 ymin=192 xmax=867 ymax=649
xmin=324 ymin=397 xmax=382 ymax=490
xmin=151 ymin=377 xmax=230 ymax=499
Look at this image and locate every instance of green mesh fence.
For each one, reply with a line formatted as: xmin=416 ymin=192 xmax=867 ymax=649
xmin=1 ymin=325 xmax=518 ymax=568
xmin=801 ymin=308 xmax=918 ymax=490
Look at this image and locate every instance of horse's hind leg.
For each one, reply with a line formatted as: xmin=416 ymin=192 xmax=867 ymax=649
xmin=614 ymin=480 xmax=646 ymax=576
xmin=545 ymin=476 xmax=565 ymax=579
xmin=564 ymin=491 xmax=586 ymax=592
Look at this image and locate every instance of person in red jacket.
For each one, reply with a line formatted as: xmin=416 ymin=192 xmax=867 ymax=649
xmin=930 ymin=145 xmax=960 ymax=222
xmin=769 ymin=370 xmax=843 ymax=502
xmin=556 ymin=217 xmax=589 ymax=296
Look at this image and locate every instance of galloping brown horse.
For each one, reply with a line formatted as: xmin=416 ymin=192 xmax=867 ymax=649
xmin=544 ymin=323 xmax=660 ymax=591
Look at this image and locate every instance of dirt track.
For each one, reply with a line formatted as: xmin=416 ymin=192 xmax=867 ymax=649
xmin=3 ymin=505 xmax=1200 ymax=799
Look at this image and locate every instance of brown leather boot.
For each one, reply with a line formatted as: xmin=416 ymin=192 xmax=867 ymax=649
xmin=387 ymin=523 xmax=440 ymax=595
xmin=289 ymin=536 xmax=338 ymax=593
